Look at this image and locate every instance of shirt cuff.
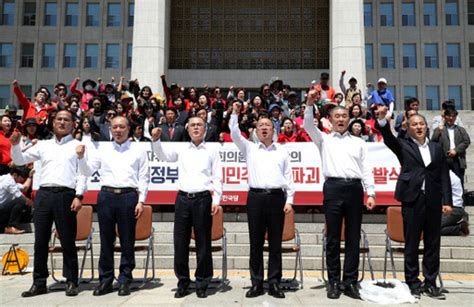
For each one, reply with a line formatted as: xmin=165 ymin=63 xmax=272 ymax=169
xmin=366 ymin=186 xmax=375 ymax=197
xmin=212 ymin=194 xmax=221 ymax=206
xmin=285 ymin=195 xmax=294 ymax=204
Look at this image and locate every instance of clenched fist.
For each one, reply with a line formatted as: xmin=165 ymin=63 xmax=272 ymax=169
xmin=151 ymin=127 xmax=162 ymax=142
xmin=9 ymin=131 xmax=21 ymax=145
xmin=76 ymin=144 xmax=85 ymax=159
xmin=306 ymin=90 xmax=318 ymax=106
xmin=232 ymin=101 xmax=242 ymax=114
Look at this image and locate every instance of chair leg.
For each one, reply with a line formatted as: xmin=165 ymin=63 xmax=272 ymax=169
xmin=90 ymin=239 xmax=95 ymax=281
xmin=78 ymin=245 xmax=88 ymax=282
xmin=298 ymin=249 xmax=304 ymax=289
xmin=223 ymin=231 xmax=228 ymax=284
xmin=359 ymin=251 xmax=366 ymax=282
xmin=321 ymin=232 xmax=327 ymax=283
xmin=389 ymin=247 xmax=397 ymax=279
xmin=49 ymin=250 xmax=60 ymax=283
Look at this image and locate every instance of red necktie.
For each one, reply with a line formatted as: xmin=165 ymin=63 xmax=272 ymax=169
xmin=169 ymin=126 xmax=174 ymax=139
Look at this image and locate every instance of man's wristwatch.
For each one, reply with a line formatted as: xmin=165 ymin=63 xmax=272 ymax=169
xmin=75 ymin=195 xmax=84 ymax=201
xmin=368 ymin=194 xmax=376 ymax=199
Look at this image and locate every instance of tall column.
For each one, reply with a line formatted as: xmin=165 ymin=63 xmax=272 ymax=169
xmin=131 ymin=0 xmax=169 ymax=95
xmin=330 ymin=0 xmax=366 ymax=91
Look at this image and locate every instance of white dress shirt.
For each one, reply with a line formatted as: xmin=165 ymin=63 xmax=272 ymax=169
xmin=447 ymin=126 xmax=456 ymax=150
xmin=450 ymin=171 xmax=463 ymax=208
xmin=304 ymin=105 xmax=375 ymax=195
xmin=11 ymin=135 xmax=87 ymax=195
xmin=229 ymin=114 xmax=295 ymax=204
xmin=152 ymin=140 xmax=223 ymax=205
xmin=0 ymin=174 xmax=23 ymax=204
xmin=80 ymin=140 xmax=149 ymax=203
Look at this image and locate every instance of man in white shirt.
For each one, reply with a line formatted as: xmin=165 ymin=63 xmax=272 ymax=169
xmin=0 ymin=166 xmax=33 ymax=234
xmin=304 ymin=90 xmax=376 ymax=300
xmin=229 ymin=102 xmax=295 ymax=299
xmin=150 ymin=116 xmax=222 ymax=299
xmin=10 ymin=109 xmax=87 ymax=297
xmin=78 ymin=116 xmax=149 ymax=296
xmin=441 ymin=171 xmax=469 ymax=236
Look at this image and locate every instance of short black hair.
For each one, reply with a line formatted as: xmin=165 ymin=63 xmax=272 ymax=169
xmin=404 ymin=97 xmax=419 ymax=111
xmin=320 ymin=72 xmax=330 ymax=79
xmin=10 ymin=165 xmax=30 ymax=178
xmin=165 ymin=107 xmax=178 ymax=115
xmin=444 ymin=108 xmax=458 ymax=116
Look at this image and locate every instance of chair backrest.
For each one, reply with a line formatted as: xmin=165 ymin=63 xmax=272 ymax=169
xmin=386 ymin=206 xmax=424 ymax=243
xmin=135 ymin=205 xmax=153 ymax=241
xmin=191 ymin=206 xmax=224 ymax=241
xmin=76 ymin=206 xmax=93 ymax=241
xmin=265 ymin=210 xmax=295 ymax=242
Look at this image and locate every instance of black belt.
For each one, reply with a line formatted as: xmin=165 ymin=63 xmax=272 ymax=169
xmin=101 ymin=186 xmax=137 ymax=194
xmin=326 ymin=177 xmax=361 ymax=183
xmin=40 ymin=186 xmax=75 ymax=193
xmin=178 ymin=190 xmax=210 ymax=199
xmin=249 ymin=188 xmax=284 ymax=194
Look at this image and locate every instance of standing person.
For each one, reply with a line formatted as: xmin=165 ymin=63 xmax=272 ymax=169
xmin=229 ymin=102 xmax=295 ymax=299
xmin=431 ymin=108 xmax=470 ymax=188
xmin=368 ymin=78 xmax=395 ymax=119
xmin=150 ymin=116 xmax=222 ymax=299
xmin=303 ymin=90 xmax=376 ymax=300
xmin=77 ymin=116 xmax=149 ymax=296
xmin=0 ymin=115 xmax=14 ymax=175
xmin=375 ymin=106 xmax=452 ymax=300
xmin=10 ymin=110 xmax=87 ymax=297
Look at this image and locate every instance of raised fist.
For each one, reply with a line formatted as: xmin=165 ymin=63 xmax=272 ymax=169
xmin=151 ymin=127 xmax=162 ymax=142
xmin=9 ymin=131 xmax=21 ymax=145
xmin=76 ymin=144 xmax=85 ymax=159
xmin=232 ymin=101 xmax=242 ymax=114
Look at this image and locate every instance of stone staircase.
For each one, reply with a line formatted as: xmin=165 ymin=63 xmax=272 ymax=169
xmin=1 ymin=208 xmax=473 ymax=276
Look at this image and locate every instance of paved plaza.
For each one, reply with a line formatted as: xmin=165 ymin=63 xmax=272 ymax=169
xmin=1 ymin=270 xmax=473 ymax=306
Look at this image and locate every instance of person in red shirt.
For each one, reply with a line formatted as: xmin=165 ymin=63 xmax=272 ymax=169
xmin=12 ymin=80 xmax=55 ymax=125
xmin=0 ymin=115 xmax=14 ymax=175
xmin=70 ymin=77 xmax=103 ymax=111
xmin=278 ymin=117 xmax=310 ymax=143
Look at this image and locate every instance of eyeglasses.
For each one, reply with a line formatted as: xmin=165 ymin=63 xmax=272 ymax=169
xmin=107 ymin=113 xmax=116 ymax=117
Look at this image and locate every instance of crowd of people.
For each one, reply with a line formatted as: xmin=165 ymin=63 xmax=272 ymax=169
xmin=0 ymin=69 xmax=472 ymax=301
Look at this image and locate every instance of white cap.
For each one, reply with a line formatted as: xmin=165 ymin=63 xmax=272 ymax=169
xmin=377 ymin=77 xmax=388 ymax=84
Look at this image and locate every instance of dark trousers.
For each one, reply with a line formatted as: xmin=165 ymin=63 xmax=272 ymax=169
xmin=174 ymin=192 xmax=213 ymax=290
xmin=97 ymin=191 xmax=138 ymax=285
xmin=441 ymin=207 xmax=468 ymax=236
xmin=0 ymin=197 xmax=27 ymax=229
xmin=402 ymin=193 xmax=442 ymax=289
xmin=323 ymin=180 xmax=363 ymax=286
xmin=246 ymin=190 xmax=285 ymax=286
xmin=33 ymin=188 xmax=78 ymax=286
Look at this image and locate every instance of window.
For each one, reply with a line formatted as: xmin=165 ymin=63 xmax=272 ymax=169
xmin=423 ymin=1 xmax=437 ymax=26
xmin=365 ymin=44 xmax=374 ymax=69
xmin=0 ymin=85 xmax=10 ymax=108
xmin=86 ymin=3 xmax=100 ymax=27
xmin=105 ymin=43 xmax=119 ymax=68
xmin=469 ymin=0 xmax=474 ymax=25
xmin=107 ymin=3 xmax=121 ymax=27
xmin=364 ymin=3 xmax=373 ymax=27
xmin=424 ymin=43 xmax=438 ymax=68
xmin=65 ymin=3 xmax=78 ymax=27
xmin=448 ymin=86 xmax=462 ymax=109
xmin=404 ymin=86 xmax=418 ymax=99
xmin=447 ymin=43 xmax=461 ymax=68
xmin=380 ymin=3 xmax=394 ymax=27
xmin=63 ymin=43 xmax=77 ymax=68
xmin=84 ymin=44 xmax=98 ymax=68
xmin=19 ymin=85 xmax=32 ymax=100
xmin=445 ymin=0 xmax=459 ymax=25
xmin=128 ymin=2 xmax=134 ymax=27
xmin=0 ymin=43 xmax=13 ymax=67
xmin=20 ymin=43 xmax=34 ymax=67
xmin=471 ymin=86 xmax=474 ymax=110
xmin=403 ymin=44 xmax=417 ymax=68
xmin=42 ymin=43 xmax=55 ymax=68
xmin=44 ymin=2 xmax=57 ymax=26
xmin=127 ymin=43 xmax=132 ymax=68
xmin=402 ymin=2 xmax=416 ymax=26
xmin=470 ymin=43 xmax=474 ymax=67
xmin=1 ymin=0 xmax=15 ymax=26
xmin=381 ymin=44 xmax=395 ymax=68
xmin=426 ymin=85 xmax=440 ymax=110
xmin=23 ymin=2 xmax=36 ymax=26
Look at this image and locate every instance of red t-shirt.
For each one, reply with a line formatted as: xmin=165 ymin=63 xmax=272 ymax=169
xmin=0 ymin=131 xmax=12 ymax=165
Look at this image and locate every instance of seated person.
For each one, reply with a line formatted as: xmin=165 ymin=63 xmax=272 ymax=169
xmin=441 ymin=170 xmax=469 ymax=236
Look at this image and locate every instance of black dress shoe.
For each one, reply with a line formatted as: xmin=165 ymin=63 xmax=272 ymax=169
xmin=196 ymin=288 xmax=207 ymax=298
xmin=118 ymin=282 xmax=131 ymax=296
xmin=422 ymin=284 xmax=446 ymax=300
xmin=21 ymin=284 xmax=47 ymax=298
xmin=245 ymin=285 xmax=264 ymax=298
xmin=343 ymin=283 xmax=361 ymax=300
xmin=65 ymin=281 xmax=79 ymax=296
xmin=268 ymin=283 xmax=285 ymax=298
xmin=410 ymin=286 xmax=421 ymax=299
xmin=93 ymin=283 xmax=113 ymax=296
xmin=174 ymin=287 xmax=190 ymax=298
xmin=327 ymin=282 xmax=341 ymax=299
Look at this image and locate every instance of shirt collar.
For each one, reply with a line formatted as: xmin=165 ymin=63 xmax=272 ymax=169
xmin=188 ymin=140 xmax=206 ymax=149
xmin=411 ymin=137 xmax=430 ymax=148
xmin=330 ymin=130 xmax=350 ymax=138
xmin=113 ymin=139 xmax=131 ymax=150
xmin=258 ymin=141 xmax=277 ymax=150
xmin=54 ymin=134 xmax=73 ymax=145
